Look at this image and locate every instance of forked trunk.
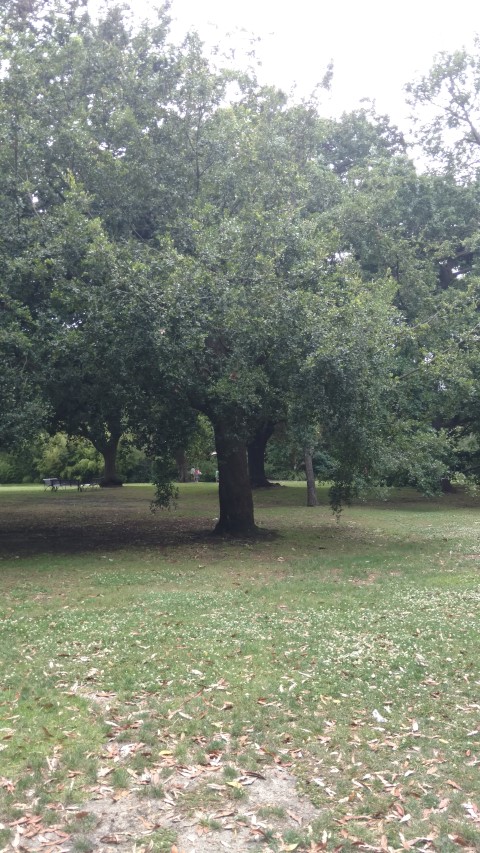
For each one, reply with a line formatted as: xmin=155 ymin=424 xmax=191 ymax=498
xmin=247 ymin=421 xmax=275 ymax=488
xmin=100 ymin=433 xmax=122 ymax=487
xmin=214 ymin=422 xmax=257 ymax=535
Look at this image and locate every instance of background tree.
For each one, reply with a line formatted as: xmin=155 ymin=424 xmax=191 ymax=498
xmin=4 ymin=0 xmax=480 ymax=532
xmin=406 ymin=40 xmax=480 ymax=178
xmin=403 ymin=44 xmax=480 ymax=488
xmin=0 ymin=294 xmax=44 ymax=449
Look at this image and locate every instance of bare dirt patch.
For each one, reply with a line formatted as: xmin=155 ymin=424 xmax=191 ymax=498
xmin=6 ymin=766 xmax=319 ymax=853
xmin=348 ymin=572 xmax=378 ymax=585
xmin=172 ymin=765 xmax=318 ymax=852
xmin=3 ymin=682 xmax=320 ymax=853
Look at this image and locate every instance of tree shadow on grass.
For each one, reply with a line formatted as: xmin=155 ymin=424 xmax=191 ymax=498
xmin=0 ymin=489 xmax=217 ymax=557
xmin=0 ymin=490 xmax=277 ymax=558
xmin=0 ymin=513 xmax=216 ymax=557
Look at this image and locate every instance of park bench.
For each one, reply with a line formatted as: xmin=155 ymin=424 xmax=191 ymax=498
xmin=43 ymin=478 xmax=81 ymax=490
xmin=43 ymin=477 xmax=60 ymax=490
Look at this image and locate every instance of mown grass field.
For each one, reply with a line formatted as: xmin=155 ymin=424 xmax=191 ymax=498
xmin=0 ymin=483 xmax=480 ymax=852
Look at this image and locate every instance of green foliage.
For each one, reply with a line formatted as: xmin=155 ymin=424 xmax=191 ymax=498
xmin=186 ymin=415 xmax=215 ymax=467
xmin=117 ymin=442 xmax=152 ymax=483
xmin=151 ymin=454 xmax=179 ymax=510
xmin=33 ymin=433 xmax=102 ymax=481
xmin=3 ymin=0 xmax=480 ymax=523
xmin=265 ymin=426 xmax=336 ymax=482
xmin=406 ymin=39 xmax=480 ymax=177
xmin=0 ymin=432 xmax=150 ymax=485
xmin=380 ymin=424 xmax=454 ymax=493
xmin=0 ymin=295 xmax=46 ymax=450
xmin=0 ymin=453 xmax=15 ymax=484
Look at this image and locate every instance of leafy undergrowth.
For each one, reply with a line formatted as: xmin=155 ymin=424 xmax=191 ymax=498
xmin=1 ymin=484 xmax=480 ymax=851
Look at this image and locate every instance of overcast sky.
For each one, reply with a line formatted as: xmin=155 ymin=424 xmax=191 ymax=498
xmin=154 ymin=0 xmax=480 ymax=134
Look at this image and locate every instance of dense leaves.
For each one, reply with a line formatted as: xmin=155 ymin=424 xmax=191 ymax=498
xmin=2 ymin=0 xmax=480 ymax=529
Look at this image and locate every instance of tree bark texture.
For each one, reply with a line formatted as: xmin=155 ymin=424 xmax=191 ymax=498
xmin=304 ymin=449 xmax=318 ymax=506
xmin=175 ymin=449 xmax=188 ymax=483
xmin=100 ymin=433 xmax=123 ymax=486
xmin=440 ymin=476 xmax=455 ymax=493
xmin=247 ymin=421 xmax=275 ymax=488
xmin=214 ymin=422 xmax=257 ymax=535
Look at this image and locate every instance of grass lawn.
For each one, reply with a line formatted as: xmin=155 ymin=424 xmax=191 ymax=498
xmin=1 ymin=483 xmax=480 ymax=852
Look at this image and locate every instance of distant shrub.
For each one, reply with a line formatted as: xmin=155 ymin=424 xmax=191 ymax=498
xmin=0 ymin=454 xmax=15 ymax=483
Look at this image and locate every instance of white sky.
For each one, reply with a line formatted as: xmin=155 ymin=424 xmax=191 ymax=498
xmin=151 ymin=0 xmax=480 ymax=134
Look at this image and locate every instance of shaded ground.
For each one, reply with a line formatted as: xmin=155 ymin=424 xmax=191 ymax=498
xmin=0 ymin=488 xmax=213 ymax=557
xmin=1 ymin=482 xmax=479 ymax=559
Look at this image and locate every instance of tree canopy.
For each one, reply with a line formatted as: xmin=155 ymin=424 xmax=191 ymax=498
xmin=2 ymin=0 xmax=480 ymax=532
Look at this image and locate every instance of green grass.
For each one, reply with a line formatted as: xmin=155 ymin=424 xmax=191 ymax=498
xmin=1 ymin=482 xmax=480 ymax=850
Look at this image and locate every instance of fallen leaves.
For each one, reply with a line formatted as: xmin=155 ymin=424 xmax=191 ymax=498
xmin=463 ymin=800 xmax=480 ymax=822
xmin=97 ymin=766 xmax=114 ymax=779
xmin=0 ymin=776 xmax=15 ymax=792
xmin=4 ymin=509 xmax=480 ymax=853
xmin=372 ymin=709 xmax=388 ymax=723
xmin=8 ymin=814 xmax=71 ymax=851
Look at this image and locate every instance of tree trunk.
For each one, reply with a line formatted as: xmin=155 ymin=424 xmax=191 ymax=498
xmin=304 ymin=449 xmax=318 ymax=507
xmin=247 ymin=421 xmax=275 ymax=488
xmin=100 ymin=433 xmax=122 ymax=486
xmin=441 ymin=476 xmax=455 ymax=493
xmin=214 ymin=422 xmax=257 ymax=535
xmin=175 ymin=449 xmax=188 ymax=483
